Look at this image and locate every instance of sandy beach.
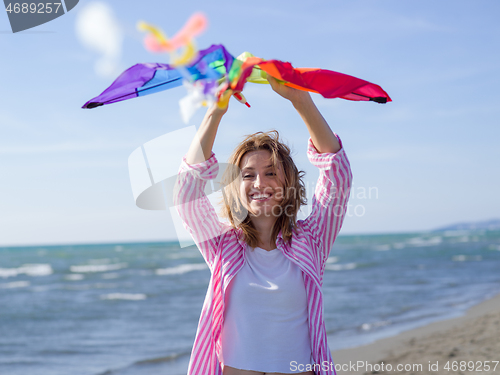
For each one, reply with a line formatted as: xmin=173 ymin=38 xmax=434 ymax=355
xmin=331 ymin=293 xmax=500 ymax=375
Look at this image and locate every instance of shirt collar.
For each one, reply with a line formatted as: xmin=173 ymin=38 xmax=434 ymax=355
xmin=236 ymin=227 xmax=284 ymax=247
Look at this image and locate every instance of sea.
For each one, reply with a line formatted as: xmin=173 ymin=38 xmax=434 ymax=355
xmin=1 ymin=229 xmax=500 ymax=375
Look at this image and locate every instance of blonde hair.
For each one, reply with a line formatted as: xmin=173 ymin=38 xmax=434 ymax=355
xmin=218 ymin=130 xmax=307 ymax=247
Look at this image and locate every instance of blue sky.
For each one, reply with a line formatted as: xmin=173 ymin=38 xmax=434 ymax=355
xmin=1 ymin=1 xmax=499 ymax=246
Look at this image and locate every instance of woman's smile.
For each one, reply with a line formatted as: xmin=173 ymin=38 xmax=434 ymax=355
xmin=250 ymin=192 xmax=272 ymax=202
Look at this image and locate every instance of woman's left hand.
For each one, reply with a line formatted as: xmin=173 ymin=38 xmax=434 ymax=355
xmin=267 ymin=75 xmax=311 ymax=106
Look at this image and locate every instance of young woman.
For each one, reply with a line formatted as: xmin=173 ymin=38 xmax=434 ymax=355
xmin=174 ymin=76 xmax=352 ymax=375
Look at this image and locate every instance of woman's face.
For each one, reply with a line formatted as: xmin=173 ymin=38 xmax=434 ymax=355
xmin=239 ymin=149 xmax=286 ymax=219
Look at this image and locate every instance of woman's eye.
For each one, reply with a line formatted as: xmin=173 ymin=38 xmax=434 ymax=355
xmin=242 ymin=173 xmax=274 ymax=178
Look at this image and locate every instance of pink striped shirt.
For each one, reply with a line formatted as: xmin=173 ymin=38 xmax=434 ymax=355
xmin=174 ymin=136 xmax=352 ymax=375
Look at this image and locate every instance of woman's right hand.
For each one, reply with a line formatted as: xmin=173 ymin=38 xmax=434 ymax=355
xmin=213 ymin=87 xmax=234 ymax=117
xmin=204 ymin=103 xmax=226 ymax=121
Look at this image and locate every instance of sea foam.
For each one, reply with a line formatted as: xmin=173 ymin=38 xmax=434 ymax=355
xmin=65 ymin=274 xmax=85 ymax=281
xmin=100 ymin=293 xmax=147 ymax=300
xmin=325 ymin=256 xmax=339 ymax=264
xmin=70 ymin=263 xmax=127 ymax=273
xmin=0 ymin=281 xmax=30 ymax=288
xmin=452 ymin=255 xmax=482 ymax=262
xmin=155 ymin=263 xmax=207 ymax=275
xmin=325 ymin=262 xmax=357 ymax=271
xmin=360 ymin=320 xmax=391 ymax=331
xmin=406 ymin=236 xmax=443 ymax=247
xmin=0 ymin=264 xmax=53 ymax=278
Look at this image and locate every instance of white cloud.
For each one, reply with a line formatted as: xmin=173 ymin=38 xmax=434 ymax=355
xmin=75 ymin=1 xmax=123 ymax=78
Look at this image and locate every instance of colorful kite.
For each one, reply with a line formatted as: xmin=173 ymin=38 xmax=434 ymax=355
xmin=82 ymin=14 xmax=391 ymax=122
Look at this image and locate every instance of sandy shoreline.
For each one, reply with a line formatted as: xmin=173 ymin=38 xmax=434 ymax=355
xmin=330 ymin=293 xmax=500 ymax=375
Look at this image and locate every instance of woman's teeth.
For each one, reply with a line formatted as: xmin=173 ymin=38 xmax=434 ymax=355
xmin=252 ymin=194 xmax=270 ymax=200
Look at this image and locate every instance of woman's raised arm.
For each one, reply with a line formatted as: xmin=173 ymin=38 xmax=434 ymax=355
xmin=185 ymin=102 xmax=228 ymax=165
xmin=267 ymin=76 xmax=341 ymax=154
xmin=174 ymin=101 xmax=231 ymax=269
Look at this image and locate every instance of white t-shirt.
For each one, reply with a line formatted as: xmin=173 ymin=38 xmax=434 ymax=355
xmin=221 ymin=244 xmax=312 ymax=373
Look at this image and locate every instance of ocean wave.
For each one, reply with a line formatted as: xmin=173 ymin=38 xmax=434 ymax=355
xmin=325 ymin=256 xmax=339 ymax=264
xmin=96 ymin=350 xmax=191 ymax=375
xmin=325 ymin=262 xmax=357 ymax=271
xmin=406 ymin=236 xmax=443 ymax=247
xmin=0 ymin=280 xmax=30 ymax=288
xmin=100 ymin=293 xmax=147 ymax=301
xmin=452 ymin=255 xmax=482 ymax=262
xmin=156 ymin=263 xmax=208 ymax=275
xmin=0 ymin=264 xmax=53 ymax=278
xmin=65 ymin=274 xmax=85 ymax=281
xmin=70 ymin=263 xmax=127 ymax=273
xmin=135 ymin=350 xmax=191 ymax=364
xmin=360 ymin=320 xmax=391 ymax=331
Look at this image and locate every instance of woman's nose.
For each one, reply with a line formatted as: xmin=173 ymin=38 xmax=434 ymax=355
xmin=253 ymin=174 xmax=265 ymax=189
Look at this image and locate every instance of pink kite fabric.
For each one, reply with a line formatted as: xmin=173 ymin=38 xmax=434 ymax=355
xmin=173 ymin=136 xmax=352 ymax=375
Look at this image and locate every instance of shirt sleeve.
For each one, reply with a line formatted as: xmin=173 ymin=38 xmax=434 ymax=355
xmin=173 ymin=152 xmax=229 ymax=270
xmin=302 ymin=135 xmax=353 ymax=268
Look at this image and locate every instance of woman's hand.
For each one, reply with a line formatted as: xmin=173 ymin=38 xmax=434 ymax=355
xmin=213 ymin=85 xmax=233 ymax=116
xmin=268 ymin=75 xmax=340 ymax=154
xmin=210 ymin=99 xmax=229 ymax=118
xmin=267 ymin=75 xmax=312 ymax=107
